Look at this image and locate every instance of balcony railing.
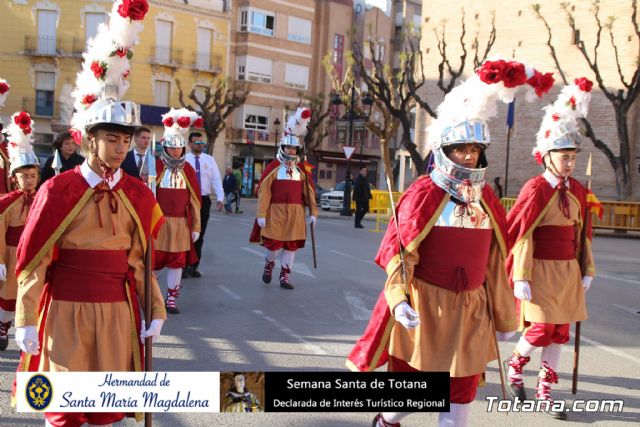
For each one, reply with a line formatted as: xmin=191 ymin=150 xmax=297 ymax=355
xmin=192 ymin=52 xmax=222 ymax=73
xmin=149 ymin=46 xmax=183 ymax=67
xmin=24 ymin=35 xmax=61 ymax=56
xmin=22 ymin=96 xmax=64 ymax=119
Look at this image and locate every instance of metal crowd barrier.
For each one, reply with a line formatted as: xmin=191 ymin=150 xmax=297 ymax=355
xmin=369 ymin=190 xmax=402 ymax=233
xmin=500 ymin=197 xmax=640 ymax=232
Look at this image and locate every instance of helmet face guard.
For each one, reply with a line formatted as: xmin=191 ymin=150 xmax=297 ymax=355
xmin=161 ymin=134 xmax=186 ymax=168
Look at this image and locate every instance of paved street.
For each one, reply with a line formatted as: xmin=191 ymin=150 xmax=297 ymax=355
xmin=1 ymin=199 xmax=639 ymax=426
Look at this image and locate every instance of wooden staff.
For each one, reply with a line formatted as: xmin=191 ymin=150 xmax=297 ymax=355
xmin=573 ymin=154 xmax=592 ymax=395
xmin=144 ymin=143 xmax=157 ymax=427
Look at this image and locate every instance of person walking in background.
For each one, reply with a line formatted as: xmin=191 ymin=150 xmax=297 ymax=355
xmin=233 ymin=163 xmax=243 ymax=213
xmin=40 ymin=131 xmax=84 ymax=184
xmin=353 ymin=166 xmax=372 ymax=229
xmin=494 ymin=176 xmax=504 ymax=198
xmin=223 ymin=167 xmax=238 ymax=214
xmin=120 ymin=126 xmax=152 ymax=180
xmin=184 ymin=132 xmax=224 ymax=278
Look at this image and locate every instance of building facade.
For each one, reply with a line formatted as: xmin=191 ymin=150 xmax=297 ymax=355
xmin=416 ymin=0 xmax=640 ymax=200
xmin=0 ymin=0 xmax=231 ymax=169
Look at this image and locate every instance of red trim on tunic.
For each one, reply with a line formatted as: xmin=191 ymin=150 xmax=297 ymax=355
xmin=50 ymin=249 xmax=129 ymax=302
xmin=532 ymin=225 xmax=576 ymax=260
xmin=269 ymin=180 xmax=304 ymax=204
xmin=0 ymin=190 xmax=23 ymax=214
xmin=154 ymin=250 xmax=187 ymax=270
xmin=156 ymin=187 xmax=190 ymax=217
xmin=6 ymin=225 xmax=25 ymax=247
xmin=415 ymin=227 xmax=492 ymax=292
xmin=262 ymin=237 xmax=305 ymax=251
xmin=524 ymin=322 xmax=570 ymax=346
xmin=388 ymin=356 xmax=481 ymax=404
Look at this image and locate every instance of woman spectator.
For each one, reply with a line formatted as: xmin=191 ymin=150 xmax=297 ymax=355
xmin=40 ymin=131 xmax=85 ymax=184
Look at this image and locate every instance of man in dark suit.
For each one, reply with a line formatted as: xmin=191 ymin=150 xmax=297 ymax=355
xmin=353 ymin=166 xmax=372 ymax=229
xmin=121 ymin=126 xmax=152 ymax=179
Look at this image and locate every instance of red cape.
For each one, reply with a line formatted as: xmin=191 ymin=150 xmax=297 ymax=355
xmin=0 ymin=142 xmax=10 ymax=194
xmin=0 ymin=190 xmax=25 ymax=215
xmin=156 ymin=159 xmax=202 ymax=264
xmin=346 ymin=177 xmax=508 ymax=372
xmin=13 ymin=167 xmax=164 ymax=399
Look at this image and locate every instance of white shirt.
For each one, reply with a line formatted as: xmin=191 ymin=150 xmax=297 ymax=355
xmin=81 ymin=160 xmax=122 ymax=189
xmin=185 ymin=152 xmax=224 ymax=202
xmin=543 ymin=169 xmax=570 ymax=189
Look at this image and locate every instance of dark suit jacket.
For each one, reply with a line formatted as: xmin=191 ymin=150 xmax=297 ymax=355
xmin=121 ymin=150 xmax=144 ymax=180
xmin=353 ymin=174 xmax=372 ymax=204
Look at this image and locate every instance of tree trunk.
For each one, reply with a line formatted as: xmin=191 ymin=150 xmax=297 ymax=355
xmin=379 ymin=137 xmax=395 ymax=190
xmin=400 ymin=123 xmax=426 ymax=174
xmin=614 ymin=108 xmax=633 ymax=200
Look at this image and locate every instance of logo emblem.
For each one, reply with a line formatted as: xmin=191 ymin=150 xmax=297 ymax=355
xmin=26 ymin=374 xmax=52 ymax=411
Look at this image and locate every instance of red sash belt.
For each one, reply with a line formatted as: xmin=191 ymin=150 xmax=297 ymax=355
xmin=533 ymin=225 xmax=576 ymax=260
xmin=50 ymin=249 xmax=131 ymax=302
xmin=6 ymin=225 xmax=25 ymax=247
xmin=414 ymin=226 xmax=492 ymax=292
xmin=270 ymin=180 xmax=303 ymax=205
xmin=157 ymin=187 xmax=190 ymax=217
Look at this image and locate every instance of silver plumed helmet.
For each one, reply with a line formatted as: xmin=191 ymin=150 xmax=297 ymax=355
xmin=83 ymin=98 xmax=141 ymax=132
xmin=160 ymin=133 xmax=186 ymax=169
xmin=277 ymin=134 xmax=301 ymax=165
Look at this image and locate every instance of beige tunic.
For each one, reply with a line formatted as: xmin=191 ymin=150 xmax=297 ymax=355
xmin=154 ymin=169 xmax=201 ymax=253
xmin=257 ymin=165 xmax=318 ymax=242
xmin=15 ymin=191 xmax=167 ymax=371
xmin=0 ymin=197 xmax=29 ymax=305
xmin=511 ymin=192 xmax=595 ymax=324
xmin=385 ymin=201 xmax=517 ymax=377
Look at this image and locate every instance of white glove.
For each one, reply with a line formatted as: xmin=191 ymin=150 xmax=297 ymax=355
xmin=0 ymin=264 xmax=6 ymax=282
xmin=514 ymin=280 xmax=531 ymax=301
xmin=393 ymin=301 xmax=420 ymax=329
xmin=15 ymin=326 xmax=40 ymax=355
xmin=307 ymin=215 xmax=317 ymax=226
xmin=257 ymin=217 xmax=266 ymax=228
xmin=496 ymin=331 xmax=517 ymax=341
xmin=582 ymin=276 xmax=593 ymax=293
xmin=140 ymin=319 xmax=164 ymax=344
xmin=191 ymin=232 xmax=200 ymax=242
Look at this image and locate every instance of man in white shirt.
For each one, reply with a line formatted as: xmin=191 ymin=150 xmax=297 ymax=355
xmin=184 ymin=132 xmax=224 ymax=278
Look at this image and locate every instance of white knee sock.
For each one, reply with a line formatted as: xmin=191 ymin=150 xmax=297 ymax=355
xmin=515 ymin=335 xmax=537 ymax=357
xmin=380 ymin=412 xmax=409 ymax=424
xmin=280 ymin=250 xmax=295 ymax=270
xmin=438 ymin=403 xmax=471 ymax=427
xmin=0 ymin=308 xmax=13 ymax=323
xmin=541 ymin=343 xmax=563 ymax=370
xmin=265 ymin=249 xmax=278 ymax=263
xmin=166 ymin=268 xmax=182 ymax=290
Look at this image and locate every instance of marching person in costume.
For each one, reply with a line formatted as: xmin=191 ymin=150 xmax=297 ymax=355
xmin=505 ymin=77 xmax=596 ymax=420
xmin=347 ymin=60 xmax=555 ymax=427
xmin=13 ymin=2 xmax=166 ymax=425
xmin=0 ymin=112 xmax=40 ymax=351
xmin=153 ymin=108 xmax=202 ymax=314
xmin=0 ymin=78 xmax=13 ymax=194
xmin=250 ymin=108 xmax=318 ymax=290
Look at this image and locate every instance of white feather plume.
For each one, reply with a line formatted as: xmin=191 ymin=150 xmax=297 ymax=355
xmin=6 ymin=112 xmax=36 ymax=162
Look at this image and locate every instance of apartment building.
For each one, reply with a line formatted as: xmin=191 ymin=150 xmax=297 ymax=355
xmin=0 ymin=0 xmax=230 ymax=165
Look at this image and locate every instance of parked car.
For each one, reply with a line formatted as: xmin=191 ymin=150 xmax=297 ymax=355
xmin=315 ymin=184 xmax=330 ymax=204
xmin=320 ymin=181 xmax=375 ymax=211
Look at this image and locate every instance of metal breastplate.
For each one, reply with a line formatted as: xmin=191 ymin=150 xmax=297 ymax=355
xmin=276 ymin=164 xmax=301 ymax=181
xmin=159 ymin=168 xmax=187 ymax=189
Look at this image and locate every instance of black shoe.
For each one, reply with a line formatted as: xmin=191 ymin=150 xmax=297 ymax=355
xmin=279 ymin=267 xmax=294 ymax=290
xmin=0 ymin=321 xmax=10 ymax=351
xmin=503 ymin=359 xmax=527 ymax=400
xmin=262 ymin=259 xmax=275 ymax=284
xmin=537 ymin=400 xmax=568 ymax=420
xmin=190 ymin=269 xmax=202 ymax=278
xmin=182 ymin=268 xmax=192 ymax=279
xmin=235 ymin=209 xmax=243 ymax=214
xmin=355 ymin=224 xmax=364 ymax=229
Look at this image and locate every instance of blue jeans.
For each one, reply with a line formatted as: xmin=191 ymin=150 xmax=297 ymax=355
xmin=224 ymin=192 xmax=235 ymax=212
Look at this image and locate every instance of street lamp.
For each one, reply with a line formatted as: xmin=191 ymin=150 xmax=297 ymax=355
xmin=273 ymin=117 xmax=281 ymax=157
xmin=333 ymin=88 xmax=373 ymax=217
